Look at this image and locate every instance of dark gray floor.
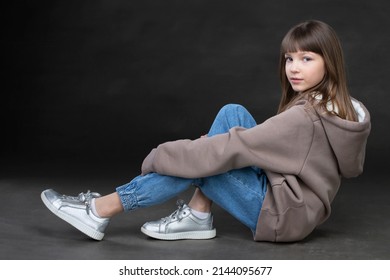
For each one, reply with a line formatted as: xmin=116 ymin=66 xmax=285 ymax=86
xmin=0 ymin=161 xmax=389 ymax=260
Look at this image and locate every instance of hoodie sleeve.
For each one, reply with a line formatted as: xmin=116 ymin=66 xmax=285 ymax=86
xmin=141 ymin=105 xmax=315 ymax=178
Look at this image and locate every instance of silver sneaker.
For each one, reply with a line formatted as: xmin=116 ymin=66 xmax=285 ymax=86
xmin=41 ymin=189 xmax=110 ymax=241
xmin=141 ymin=200 xmax=216 ymax=240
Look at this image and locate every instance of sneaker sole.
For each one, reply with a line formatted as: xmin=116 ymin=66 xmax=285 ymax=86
xmin=41 ymin=192 xmax=104 ymax=241
xmin=141 ymin=226 xmax=216 ymax=240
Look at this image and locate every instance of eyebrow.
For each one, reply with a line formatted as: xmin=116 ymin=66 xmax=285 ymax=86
xmin=285 ymin=52 xmax=318 ymax=59
xmin=285 ymin=51 xmax=314 ymax=55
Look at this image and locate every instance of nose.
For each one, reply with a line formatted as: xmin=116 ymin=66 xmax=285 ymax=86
xmin=289 ymin=61 xmax=300 ymax=73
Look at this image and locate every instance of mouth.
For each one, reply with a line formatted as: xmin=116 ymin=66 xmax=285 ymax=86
xmin=289 ymin=77 xmax=303 ymax=84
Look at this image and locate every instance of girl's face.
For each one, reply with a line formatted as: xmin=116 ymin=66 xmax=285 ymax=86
xmin=284 ymin=51 xmax=326 ymax=92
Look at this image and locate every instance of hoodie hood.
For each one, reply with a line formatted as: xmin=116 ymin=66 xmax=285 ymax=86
xmin=318 ymin=98 xmax=371 ymax=178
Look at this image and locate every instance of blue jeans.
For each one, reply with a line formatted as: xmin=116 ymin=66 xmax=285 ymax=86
xmin=116 ymin=104 xmax=267 ymax=231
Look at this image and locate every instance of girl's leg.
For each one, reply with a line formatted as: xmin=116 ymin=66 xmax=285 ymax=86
xmin=188 ymin=103 xmax=259 ymax=209
xmin=111 ymin=104 xmax=259 ymax=216
xmin=115 ymin=173 xmax=194 ymax=212
xmin=125 ymin=174 xmax=216 ymax=240
xmin=41 ymin=174 xmax=196 ymax=241
xmin=207 ymin=103 xmax=257 ymax=137
xmin=188 ymin=188 xmax=212 ymax=213
xmin=94 ymin=192 xmax=123 ymax=218
xmin=198 ymin=169 xmax=267 ymax=232
xmin=191 ymin=104 xmax=267 ymax=232
xmin=41 ymin=104 xmax=264 ymax=240
xmin=140 ymin=104 xmax=263 ymax=239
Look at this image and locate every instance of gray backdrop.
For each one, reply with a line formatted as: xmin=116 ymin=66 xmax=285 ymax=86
xmin=3 ymin=0 xmax=389 ymax=175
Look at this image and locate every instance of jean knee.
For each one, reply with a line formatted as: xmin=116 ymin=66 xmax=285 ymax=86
xmin=220 ymin=104 xmax=255 ymax=127
xmin=219 ymin=104 xmax=246 ymax=116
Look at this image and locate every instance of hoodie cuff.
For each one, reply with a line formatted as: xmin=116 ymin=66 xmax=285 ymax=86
xmin=141 ymin=148 xmax=157 ymax=175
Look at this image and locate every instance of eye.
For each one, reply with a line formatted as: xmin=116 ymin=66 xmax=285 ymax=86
xmin=303 ymin=56 xmax=312 ymax=62
xmin=285 ymin=56 xmax=293 ymax=62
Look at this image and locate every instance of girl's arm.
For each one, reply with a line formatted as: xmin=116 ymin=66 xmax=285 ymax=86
xmin=141 ymin=105 xmax=314 ymax=178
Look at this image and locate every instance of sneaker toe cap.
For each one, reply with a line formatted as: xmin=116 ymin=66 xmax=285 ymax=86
xmin=142 ymin=221 xmax=164 ymax=232
xmin=42 ymin=189 xmax=62 ymax=203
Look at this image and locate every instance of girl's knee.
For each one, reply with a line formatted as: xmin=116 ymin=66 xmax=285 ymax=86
xmin=220 ymin=103 xmax=245 ymax=111
xmin=221 ymin=104 xmax=254 ymax=122
xmin=219 ymin=104 xmax=247 ymax=116
xmin=209 ymin=103 xmax=255 ymax=135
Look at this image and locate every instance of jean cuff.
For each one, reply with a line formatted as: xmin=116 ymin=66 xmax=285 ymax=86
xmin=116 ymin=183 xmax=139 ymax=212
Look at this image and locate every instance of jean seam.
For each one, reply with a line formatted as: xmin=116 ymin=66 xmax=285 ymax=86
xmin=225 ymin=171 xmax=264 ymax=199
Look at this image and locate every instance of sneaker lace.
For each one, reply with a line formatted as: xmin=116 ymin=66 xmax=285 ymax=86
xmin=62 ymin=190 xmax=95 ymax=215
xmin=161 ymin=199 xmax=187 ymax=223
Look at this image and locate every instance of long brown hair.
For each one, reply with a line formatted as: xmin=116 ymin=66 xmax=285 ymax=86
xmin=278 ymin=20 xmax=357 ymax=121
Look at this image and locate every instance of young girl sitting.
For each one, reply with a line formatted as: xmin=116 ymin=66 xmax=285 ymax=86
xmin=41 ymin=20 xmax=371 ymax=242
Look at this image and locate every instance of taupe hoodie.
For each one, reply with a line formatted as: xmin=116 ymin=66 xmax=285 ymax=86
xmin=141 ymin=97 xmax=371 ymax=242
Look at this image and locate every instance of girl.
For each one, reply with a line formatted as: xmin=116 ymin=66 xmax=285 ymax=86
xmin=41 ymin=20 xmax=371 ymax=242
